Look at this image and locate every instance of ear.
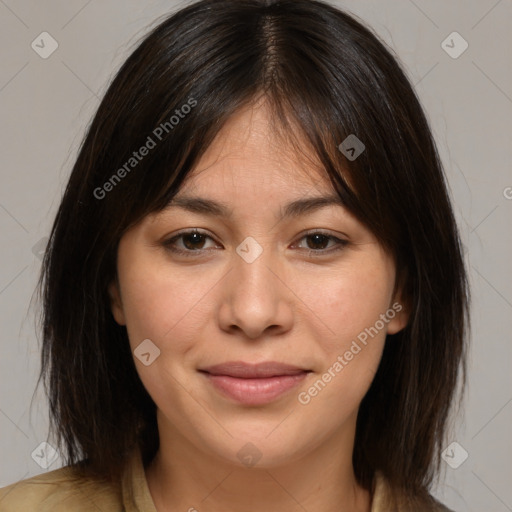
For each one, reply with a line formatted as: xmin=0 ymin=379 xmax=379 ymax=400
xmin=108 ymin=278 xmax=126 ymax=325
xmin=386 ymin=287 xmax=409 ymax=335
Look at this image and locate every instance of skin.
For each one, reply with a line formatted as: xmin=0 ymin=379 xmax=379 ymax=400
xmin=108 ymin=97 xmax=408 ymax=512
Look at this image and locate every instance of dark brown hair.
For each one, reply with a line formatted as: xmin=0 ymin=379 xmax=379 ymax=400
xmin=37 ymin=0 xmax=469 ymax=504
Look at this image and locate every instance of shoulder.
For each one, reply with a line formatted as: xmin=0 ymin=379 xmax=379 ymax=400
xmin=0 ymin=466 xmax=123 ymax=512
xmin=372 ymin=472 xmax=454 ymax=512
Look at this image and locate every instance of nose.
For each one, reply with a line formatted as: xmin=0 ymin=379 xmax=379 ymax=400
xmin=217 ymin=243 xmax=294 ymax=340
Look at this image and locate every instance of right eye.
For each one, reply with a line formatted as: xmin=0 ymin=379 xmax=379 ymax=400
xmin=162 ymin=229 xmax=220 ymax=256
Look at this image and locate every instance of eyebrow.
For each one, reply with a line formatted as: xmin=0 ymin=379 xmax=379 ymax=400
xmin=166 ymin=194 xmax=345 ymax=221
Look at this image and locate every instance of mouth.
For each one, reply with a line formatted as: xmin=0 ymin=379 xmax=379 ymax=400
xmin=198 ymin=361 xmax=312 ymax=405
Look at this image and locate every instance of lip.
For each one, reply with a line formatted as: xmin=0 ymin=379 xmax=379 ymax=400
xmin=200 ymin=361 xmax=309 ymax=378
xmin=199 ymin=361 xmax=311 ymax=405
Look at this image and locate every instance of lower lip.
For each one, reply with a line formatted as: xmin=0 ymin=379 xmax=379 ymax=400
xmin=202 ymin=372 xmax=309 ymax=405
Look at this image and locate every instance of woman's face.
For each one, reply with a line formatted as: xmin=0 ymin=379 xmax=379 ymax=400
xmin=109 ymin=99 xmax=407 ymax=469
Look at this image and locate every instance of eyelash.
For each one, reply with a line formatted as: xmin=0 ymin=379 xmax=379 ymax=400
xmin=162 ymin=229 xmax=348 ymax=258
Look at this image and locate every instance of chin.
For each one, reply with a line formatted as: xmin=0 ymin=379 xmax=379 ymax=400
xmin=200 ymin=426 xmax=316 ymax=470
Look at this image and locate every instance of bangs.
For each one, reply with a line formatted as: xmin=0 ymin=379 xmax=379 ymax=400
xmin=94 ymin=9 xmax=404 ymax=252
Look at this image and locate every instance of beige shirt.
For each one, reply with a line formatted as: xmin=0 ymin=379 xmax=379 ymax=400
xmin=0 ymin=447 xmax=450 ymax=511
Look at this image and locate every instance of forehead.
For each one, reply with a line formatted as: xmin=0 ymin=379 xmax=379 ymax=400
xmin=179 ymin=98 xmax=334 ymax=196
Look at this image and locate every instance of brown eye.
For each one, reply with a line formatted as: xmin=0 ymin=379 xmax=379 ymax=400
xmin=163 ymin=229 xmax=348 ymax=259
xmin=163 ymin=229 xmax=218 ymax=256
xmin=304 ymin=233 xmax=331 ymax=250
xmin=294 ymin=231 xmax=348 ymax=257
xmin=180 ymin=232 xmax=208 ymax=250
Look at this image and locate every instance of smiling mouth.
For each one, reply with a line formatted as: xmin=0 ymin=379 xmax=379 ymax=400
xmin=198 ymin=361 xmax=312 ymax=405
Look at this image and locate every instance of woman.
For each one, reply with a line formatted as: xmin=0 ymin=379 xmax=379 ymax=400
xmin=0 ymin=0 xmax=469 ymax=510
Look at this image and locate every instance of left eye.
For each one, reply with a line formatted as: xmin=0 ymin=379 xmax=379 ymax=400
xmin=294 ymin=232 xmax=346 ymax=252
xmin=162 ymin=230 xmax=347 ymax=257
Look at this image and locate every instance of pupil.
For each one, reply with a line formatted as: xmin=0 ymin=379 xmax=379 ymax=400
xmin=308 ymin=234 xmax=328 ymax=250
xmin=184 ymin=233 xmax=204 ymax=250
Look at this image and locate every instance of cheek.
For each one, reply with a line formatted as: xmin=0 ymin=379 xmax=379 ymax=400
xmin=117 ymin=260 xmax=217 ymax=409
xmin=294 ymin=251 xmax=395 ymax=406
xmin=295 ymin=267 xmax=392 ymax=420
xmin=118 ymin=253 xmax=217 ymax=356
xmin=300 ymin=256 xmax=395 ymax=348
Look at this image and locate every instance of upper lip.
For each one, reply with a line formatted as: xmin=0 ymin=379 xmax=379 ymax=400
xmin=199 ymin=361 xmax=310 ymax=378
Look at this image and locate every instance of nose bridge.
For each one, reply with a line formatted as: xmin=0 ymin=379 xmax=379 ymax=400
xmin=219 ymin=235 xmax=292 ymax=339
xmin=236 ymin=238 xmax=276 ymax=296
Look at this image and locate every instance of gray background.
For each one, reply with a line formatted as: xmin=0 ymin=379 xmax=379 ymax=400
xmin=0 ymin=1 xmax=511 ymax=510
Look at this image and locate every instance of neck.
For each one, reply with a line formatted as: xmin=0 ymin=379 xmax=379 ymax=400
xmin=145 ymin=415 xmax=372 ymax=512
